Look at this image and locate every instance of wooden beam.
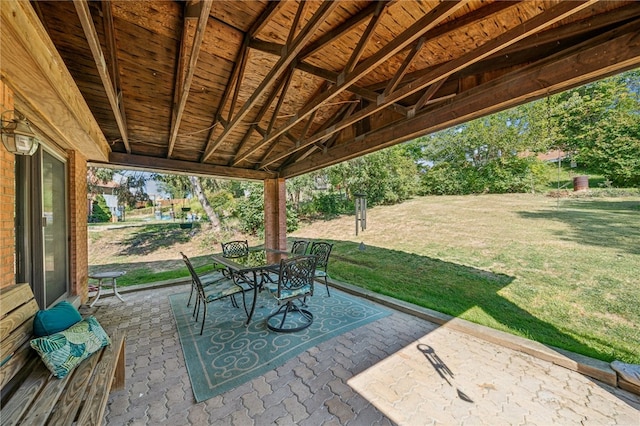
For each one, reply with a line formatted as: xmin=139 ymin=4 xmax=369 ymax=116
xmin=299 ymin=2 xmax=384 ymax=60
xmin=1 ymin=0 xmax=109 ymax=160
xmin=74 ymin=0 xmax=131 ymax=153
xmin=411 ymin=78 xmax=446 ymax=115
xmin=287 ymin=1 xmax=309 ymax=46
xmin=261 ymin=0 xmax=597 ymax=169
xmin=248 ymin=1 xmax=286 ymax=38
xmin=267 ymin=71 xmax=293 ymax=142
xmin=230 ymin=71 xmax=290 ymax=166
xmin=280 ymin=21 xmax=640 ymax=178
xmin=200 ymin=39 xmax=249 ymax=161
xmin=105 ymin=153 xmax=276 ymax=181
xmin=253 ymin=1 xmax=466 ymax=165
xmin=383 ymin=36 xmax=425 ymax=96
xmin=344 ymin=1 xmax=387 ymax=74
xmin=201 ymin=1 xmax=340 ymax=163
xmin=166 ymin=0 xmax=212 ymax=158
xmin=226 ymin=40 xmax=249 ymax=124
xmin=386 ymin=1 xmax=598 ymax=105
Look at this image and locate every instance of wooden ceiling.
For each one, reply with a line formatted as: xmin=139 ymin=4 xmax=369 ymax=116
xmin=29 ymin=0 xmax=640 ymax=180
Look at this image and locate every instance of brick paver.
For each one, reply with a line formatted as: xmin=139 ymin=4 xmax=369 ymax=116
xmin=87 ymin=285 xmax=640 ymax=425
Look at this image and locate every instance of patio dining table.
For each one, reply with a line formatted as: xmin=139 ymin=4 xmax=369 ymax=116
xmin=212 ymin=248 xmax=289 ymax=324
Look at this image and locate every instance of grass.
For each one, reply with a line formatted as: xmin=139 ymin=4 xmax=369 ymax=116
xmin=89 ymin=192 xmax=640 ymax=364
xmin=291 ymin=193 xmax=640 ymax=364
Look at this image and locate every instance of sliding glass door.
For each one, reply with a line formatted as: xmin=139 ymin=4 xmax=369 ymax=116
xmin=42 ymin=150 xmax=68 ymax=306
xmin=16 ymin=147 xmax=69 ymax=308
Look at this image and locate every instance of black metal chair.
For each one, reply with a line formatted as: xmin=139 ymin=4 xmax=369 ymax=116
xmin=290 ymin=240 xmax=309 ymax=255
xmin=309 ymin=242 xmax=333 ymax=296
xmin=181 ymin=252 xmax=247 ymax=335
xmin=221 ymin=240 xmax=249 ymax=258
xmin=264 ymin=255 xmax=317 ymax=333
xmin=185 ymin=258 xmax=227 ymax=308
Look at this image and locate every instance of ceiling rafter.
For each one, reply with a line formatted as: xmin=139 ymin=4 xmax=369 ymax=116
xmin=166 ymin=0 xmax=213 ymax=158
xmin=287 ymin=1 xmax=309 ymax=46
xmin=198 ymin=1 xmax=284 ymax=162
xmin=280 ymin=19 xmax=640 ymax=178
xmin=244 ymin=45 xmax=407 ymax=114
xmin=278 ymin=96 xmax=360 ymax=170
xmin=248 ymin=1 xmax=286 ymax=39
xmin=201 ymin=39 xmax=249 ymax=161
xmin=101 ymin=2 xmax=121 ymax=98
xmin=266 ymin=67 xmax=295 ymax=136
xmin=411 ymin=78 xmax=447 ymax=116
xmin=74 ymin=0 xmax=131 ymax=153
xmin=226 ymin=41 xmax=249 ymax=124
xmin=250 ymin=0 xmax=466 ymax=167
xmin=230 ymin=70 xmax=291 ymax=166
xmin=298 ymin=1 xmax=385 ymax=60
xmin=344 ymin=1 xmax=387 ymax=74
xmin=294 ymin=62 xmax=408 ymax=116
xmin=259 ymin=0 xmax=597 ymax=170
xmin=383 ymin=36 xmax=425 ymax=96
xmin=201 ymin=1 xmax=340 ymax=163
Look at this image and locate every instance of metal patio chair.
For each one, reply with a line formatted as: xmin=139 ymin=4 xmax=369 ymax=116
xmin=181 ymin=252 xmax=247 ymax=335
xmin=309 ymin=242 xmax=333 ymax=297
xmin=290 ymin=240 xmax=309 ymax=255
xmin=264 ymin=255 xmax=317 ymax=333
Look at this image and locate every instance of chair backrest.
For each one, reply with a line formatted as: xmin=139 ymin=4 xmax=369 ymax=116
xmin=181 ymin=252 xmax=205 ymax=295
xmin=277 ymin=255 xmax=317 ymax=298
xmin=221 ymin=240 xmax=249 ymax=258
xmin=309 ymin=242 xmax=333 ymax=270
xmin=290 ymin=240 xmax=309 ymax=255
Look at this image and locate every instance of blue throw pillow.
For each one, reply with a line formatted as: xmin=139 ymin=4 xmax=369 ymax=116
xmin=33 ymin=301 xmax=82 ymax=337
xmin=30 ymin=316 xmax=111 ymax=378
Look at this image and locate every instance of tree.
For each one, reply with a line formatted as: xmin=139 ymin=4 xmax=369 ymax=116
xmin=413 ymin=101 xmax=554 ymax=195
xmin=154 ymin=173 xmax=225 ymax=229
xmin=553 ymin=70 xmax=640 ymax=186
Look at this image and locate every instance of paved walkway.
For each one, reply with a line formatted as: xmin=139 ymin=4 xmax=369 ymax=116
xmin=83 ymin=285 xmax=640 ymax=425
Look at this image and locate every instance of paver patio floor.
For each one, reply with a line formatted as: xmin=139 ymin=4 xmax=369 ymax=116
xmin=84 ymin=285 xmax=640 ymax=425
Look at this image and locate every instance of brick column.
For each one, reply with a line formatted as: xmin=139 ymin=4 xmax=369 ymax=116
xmin=263 ymin=178 xmax=287 ymax=251
xmin=0 ymin=82 xmax=16 ymax=289
xmin=68 ymin=150 xmax=89 ymax=302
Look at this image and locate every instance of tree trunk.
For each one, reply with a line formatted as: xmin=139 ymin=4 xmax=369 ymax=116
xmin=188 ymin=176 xmax=221 ymax=231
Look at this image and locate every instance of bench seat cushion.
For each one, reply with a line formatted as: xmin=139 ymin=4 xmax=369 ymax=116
xmin=30 ymin=316 xmax=111 ymax=378
xmin=33 ymin=301 xmax=83 ymax=337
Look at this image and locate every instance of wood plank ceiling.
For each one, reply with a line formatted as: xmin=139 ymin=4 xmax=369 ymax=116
xmin=33 ymin=0 xmax=640 ymax=180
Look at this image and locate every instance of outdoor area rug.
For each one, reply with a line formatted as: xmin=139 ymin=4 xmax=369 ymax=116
xmin=169 ymin=288 xmax=391 ymax=402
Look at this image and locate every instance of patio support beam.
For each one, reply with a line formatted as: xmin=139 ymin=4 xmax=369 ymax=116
xmin=280 ymin=19 xmax=640 ymax=178
xmin=106 ymin=152 xmax=275 ymax=181
xmin=201 ymin=1 xmax=340 ymax=163
xmin=264 ymin=178 xmax=287 ymax=252
xmin=167 ymin=0 xmax=213 ymax=158
xmin=74 ymin=0 xmax=131 ymax=153
xmin=261 ymin=0 xmax=596 ymax=170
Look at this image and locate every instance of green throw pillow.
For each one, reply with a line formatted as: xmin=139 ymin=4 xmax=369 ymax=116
xmin=30 ymin=316 xmax=111 ymax=378
xmin=33 ymin=301 xmax=82 ymax=337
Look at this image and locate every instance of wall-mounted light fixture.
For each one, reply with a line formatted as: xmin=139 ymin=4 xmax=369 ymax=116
xmin=1 ymin=111 xmax=40 ymax=156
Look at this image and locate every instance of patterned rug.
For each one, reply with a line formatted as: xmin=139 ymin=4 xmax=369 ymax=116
xmin=169 ymin=288 xmax=390 ymax=402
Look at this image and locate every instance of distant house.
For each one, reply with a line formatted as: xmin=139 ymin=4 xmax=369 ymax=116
xmin=87 ymin=174 xmax=120 ymax=221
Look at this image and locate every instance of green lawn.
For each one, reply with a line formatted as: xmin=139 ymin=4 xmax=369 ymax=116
xmin=292 ymin=193 xmax=640 ymax=364
xmin=89 ymin=192 xmax=640 ymax=364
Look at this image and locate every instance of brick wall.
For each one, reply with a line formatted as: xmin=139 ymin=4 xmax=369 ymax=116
xmin=0 ymin=82 xmax=16 ymax=289
xmin=68 ymin=150 xmax=88 ymax=303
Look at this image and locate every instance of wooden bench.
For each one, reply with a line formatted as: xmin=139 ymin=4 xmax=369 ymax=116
xmin=0 ymin=283 xmax=126 ymax=425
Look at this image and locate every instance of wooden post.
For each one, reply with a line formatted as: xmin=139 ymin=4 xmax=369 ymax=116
xmin=264 ymin=178 xmax=287 ymax=251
